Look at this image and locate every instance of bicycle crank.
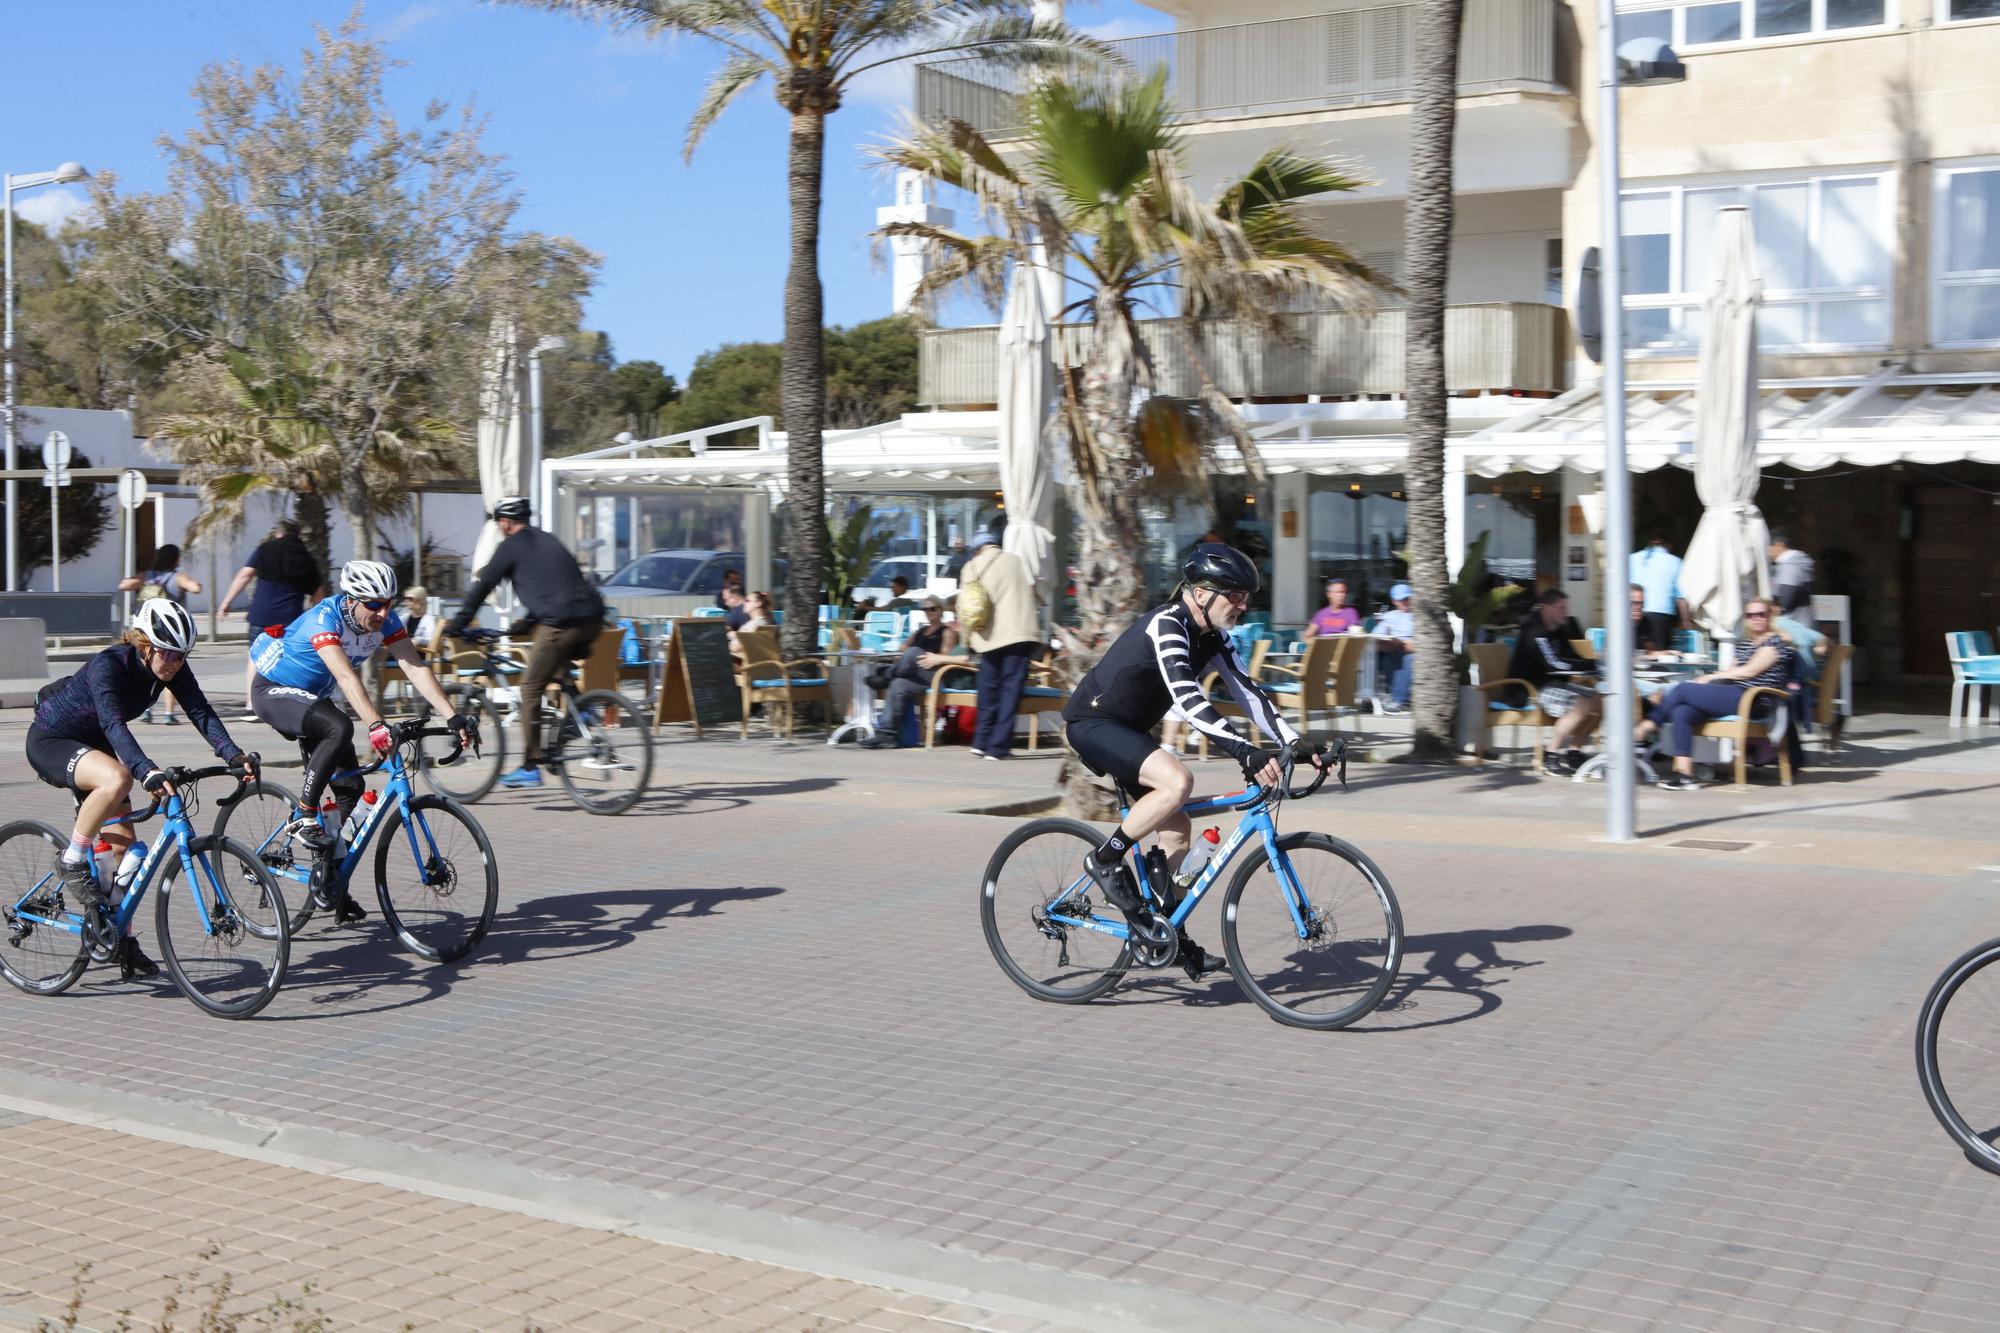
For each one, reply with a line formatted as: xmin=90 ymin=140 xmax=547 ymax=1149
xmin=1129 ymin=912 xmax=1180 ymax=970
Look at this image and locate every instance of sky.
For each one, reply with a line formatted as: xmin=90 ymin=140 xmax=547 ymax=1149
xmin=8 ymin=0 xmax=1166 ymax=383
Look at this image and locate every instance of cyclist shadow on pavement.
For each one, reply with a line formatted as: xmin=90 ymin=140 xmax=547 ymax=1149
xmin=1110 ymin=922 xmax=1572 ymax=1031
xmin=481 ymin=885 xmax=784 ymax=966
xmin=520 ymin=776 xmax=840 ymax=817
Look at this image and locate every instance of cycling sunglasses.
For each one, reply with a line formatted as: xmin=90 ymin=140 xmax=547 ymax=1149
xmin=358 ymin=598 xmax=391 ymax=611
xmin=152 ymin=648 xmax=187 ymax=664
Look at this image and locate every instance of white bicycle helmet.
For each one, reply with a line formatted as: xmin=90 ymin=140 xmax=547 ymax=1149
xmin=131 ymin=600 xmax=197 ymax=654
xmin=338 ymin=559 xmax=399 ymax=601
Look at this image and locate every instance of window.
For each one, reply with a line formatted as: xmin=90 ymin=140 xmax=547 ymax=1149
xmin=1944 ymin=0 xmax=2000 ymax=21
xmin=1934 ymin=162 xmax=2000 ymax=346
xmin=1616 ymin=0 xmax=1886 ymax=47
xmin=1621 ymin=171 xmax=1892 ymax=352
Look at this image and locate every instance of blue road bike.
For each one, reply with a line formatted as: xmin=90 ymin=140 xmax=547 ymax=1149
xmin=0 ymin=759 xmax=290 ymax=1019
xmin=213 ymin=720 xmax=498 ymax=965
xmin=981 ymin=747 xmax=1403 ymax=1030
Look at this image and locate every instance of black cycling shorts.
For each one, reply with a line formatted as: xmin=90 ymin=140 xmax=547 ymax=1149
xmin=1065 ymin=715 xmax=1166 ymax=794
xmin=25 ymin=723 xmax=96 ymax=797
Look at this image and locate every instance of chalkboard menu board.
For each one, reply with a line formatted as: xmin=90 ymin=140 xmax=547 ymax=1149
xmin=654 ymin=617 xmax=743 ymax=733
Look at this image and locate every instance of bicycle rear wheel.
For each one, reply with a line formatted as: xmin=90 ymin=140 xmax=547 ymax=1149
xmin=0 ymin=822 xmax=88 ymax=996
xmin=371 ymin=795 xmax=499 ymax=963
xmin=154 ymin=837 xmax=291 ymax=1019
xmin=420 ymin=685 xmax=505 ymax=803
xmin=1918 ymin=937 xmax=2000 ymax=1174
xmin=981 ymin=818 xmax=1131 ymax=1003
xmin=555 ymin=689 xmax=653 ymax=815
xmin=1221 ymin=832 xmax=1402 ymax=1030
xmin=210 ymin=780 xmax=315 ymax=932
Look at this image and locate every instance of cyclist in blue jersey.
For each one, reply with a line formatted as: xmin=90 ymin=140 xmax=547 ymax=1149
xmin=248 ymin=560 xmax=473 ymax=923
xmin=24 ymin=601 xmax=258 ymax=979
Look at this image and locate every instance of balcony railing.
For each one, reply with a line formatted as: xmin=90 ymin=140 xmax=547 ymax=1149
xmin=915 ymin=0 xmax=1570 ymax=135
xmin=917 ymin=303 xmax=1568 ymax=408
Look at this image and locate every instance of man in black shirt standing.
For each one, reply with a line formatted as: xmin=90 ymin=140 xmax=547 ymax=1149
xmin=444 ymin=496 xmax=606 ymax=789
xmin=1504 ymin=587 xmax=1602 ymax=777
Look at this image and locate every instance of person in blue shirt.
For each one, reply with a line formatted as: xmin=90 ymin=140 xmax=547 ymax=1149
xmin=248 ymin=560 xmax=471 ymax=924
xmin=24 ymin=600 xmax=257 ymax=979
xmin=1629 ymin=532 xmax=1688 ymax=652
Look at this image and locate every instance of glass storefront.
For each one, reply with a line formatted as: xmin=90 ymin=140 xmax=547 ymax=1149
xmin=1464 ymin=474 xmax=1560 ymax=592
xmin=1307 ymin=478 xmax=1408 ymax=614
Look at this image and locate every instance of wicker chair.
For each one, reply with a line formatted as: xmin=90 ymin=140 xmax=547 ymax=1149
xmin=734 ymin=627 xmax=831 ymax=739
xmin=1467 ymin=642 xmax=1550 ymax=768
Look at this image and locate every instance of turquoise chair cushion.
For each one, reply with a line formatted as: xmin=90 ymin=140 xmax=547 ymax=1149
xmin=1489 ymin=700 xmax=1532 ymax=712
xmin=1021 ymin=686 xmax=1064 ymax=698
xmin=1974 ymin=631 xmax=1997 ymax=656
xmin=751 ymin=676 xmax=827 ymax=689
xmin=1264 ymin=681 xmax=1302 ymax=695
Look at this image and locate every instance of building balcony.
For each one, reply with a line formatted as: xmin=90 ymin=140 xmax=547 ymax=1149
xmin=916 ymin=302 xmax=1569 ymax=409
xmin=915 ymin=0 xmax=1573 ymax=137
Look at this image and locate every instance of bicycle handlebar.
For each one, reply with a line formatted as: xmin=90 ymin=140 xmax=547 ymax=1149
xmin=345 ymin=720 xmax=473 ymax=781
xmin=113 ymin=752 xmax=262 ymax=827
xmin=1249 ymin=740 xmax=1346 ymax=806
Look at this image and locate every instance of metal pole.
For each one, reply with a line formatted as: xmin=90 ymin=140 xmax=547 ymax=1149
xmin=48 ymin=468 xmax=59 ymax=591
xmin=1596 ymin=0 xmax=1638 ymax=843
xmin=4 ymin=175 xmax=17 ymax=592
xmin=527 ymin=349 xmax=545 ymax=521
xmin=120 ymin=501 xmax=134 ymax=628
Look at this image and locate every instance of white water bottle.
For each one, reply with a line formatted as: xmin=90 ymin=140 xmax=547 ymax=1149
xmin=114 ymin=841 xmax=148 ymax=893
xmin=338 ymin=791 xmax=379 ymax=845
xmin=1179 ymin=827 xmax=1222 ymax=884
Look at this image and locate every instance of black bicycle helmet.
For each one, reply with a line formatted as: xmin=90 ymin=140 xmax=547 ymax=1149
xmin=1182 ymin=542 xmax=1260 ymax=595
xmin=491 ymin=495 xmax=532 ymax=522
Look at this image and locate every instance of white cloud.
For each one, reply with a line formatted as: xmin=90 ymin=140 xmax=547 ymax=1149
xmin=12 ymin=189 xmax=94 ymax=235
xmin=381 ymin=0 xmax=463 ymax=43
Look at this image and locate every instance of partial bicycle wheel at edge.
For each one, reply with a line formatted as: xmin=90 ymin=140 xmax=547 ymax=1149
xmin=1917 ymin=936 xmax=2000 ymax=1174
xmin=1221 ymin=832 xmax=1402 ymax=1030
xmin=0 ymin=821 xmax=89 ymax=996
xmin=210 ymin=779 xmax=315 ymax=933
xmin=981 ymin=817 xmax=1131 ymax=1003
xmin=555 ymin=689 xmax=653 ymax=815
xmin=153 ymin=837 xmax=291 ymax=1019
xmin=419 ymin=686 xmax=505 ymax=803
xmin=371 ymin=795 xmax=498 ymax=964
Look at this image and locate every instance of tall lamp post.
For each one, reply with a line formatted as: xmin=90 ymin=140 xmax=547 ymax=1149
xmin=1595 ymin=28 xmax=1685 ymax=842
xmin=526 ymin=335 xmax=566 ymax=524
xmin=4 ymin=161 xmax=90 ymax=592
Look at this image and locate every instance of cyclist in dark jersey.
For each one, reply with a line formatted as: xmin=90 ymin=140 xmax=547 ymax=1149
xmin=1063 ymin=543 xmax=1323 ymax=979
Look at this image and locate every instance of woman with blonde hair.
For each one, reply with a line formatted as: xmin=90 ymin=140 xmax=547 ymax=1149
xmin=1637 ymin=597 xmax=1798 ymax=791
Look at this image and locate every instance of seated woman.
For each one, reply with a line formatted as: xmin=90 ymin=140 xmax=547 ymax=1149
xmin=24 ymin=601 xmax=258 ymax=979
xmin=1637 ymin=598 xmax=1797 ymax=792
xmin=1302 ymin=577 xmax=1361 ymax=639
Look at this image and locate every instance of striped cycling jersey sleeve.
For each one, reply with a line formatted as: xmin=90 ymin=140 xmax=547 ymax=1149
xmin=1147 ymin=608 xmax=1254 ymax=761
xmin=1214 ymin=641 xmax=1301 ymax=749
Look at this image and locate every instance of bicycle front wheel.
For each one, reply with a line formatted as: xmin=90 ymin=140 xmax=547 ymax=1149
xmin=154 ymin=838 xmax=291 ymax=1019
xmin=420 ymin=685 xmax=505 ymax=803
xmin=981 ymin=818 xmax=1131 ymax=1003
xmin=0 ymin=822 xmax=88 ymax=996
xmin=555 ymin=689 xmax=653 ymax=815
xmin=372 ymin=795 xmax=499 ymax=964
xmin=1918 ymin=937 xmax=2000 ymax=1174
xmin=210 ymin=780 xmax=315 ymax=933
xmin=1221 ymin=832 xmax=1402 ymax=1030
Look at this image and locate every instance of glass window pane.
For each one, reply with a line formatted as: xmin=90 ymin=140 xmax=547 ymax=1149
xmin=1941 ymin=284 xmax=2000 ymax=343
xmin=1825 ymin=0 xmax=1883 ymax=26
xmin=1758 ymin=302 xmax=1808 ymax=347
xmin=1945 ymin=169 xmax=2000 ymax=274
xmin=1949 ymin=0 xmax=2000 ymax=18
xmin=1684 ymin=187 xmax=1746 ymax=288
xmin=1616 ymin=8 xmax=1674 ymax=45
xmin=1685 ymin=2 xmax=1743 ymax=41
xmin=1815 ymin=298 xmax=1887 ymax=345
xmin=1624 ymin=306 xmax=1678 ymax=347
xmin=1755 ymin=0 xmax=1811 ymax=34
xmin=1752 ymin=183 xmax=1810 ymax=290
xmin=1815 ymin=177 xmax=1887 ymax=289
xmin=1622 ymin=191 xmax=1674 ymax=294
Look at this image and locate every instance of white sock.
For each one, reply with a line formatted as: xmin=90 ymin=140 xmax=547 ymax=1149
xmin=61 ymin=840 xmax=90 ymax=868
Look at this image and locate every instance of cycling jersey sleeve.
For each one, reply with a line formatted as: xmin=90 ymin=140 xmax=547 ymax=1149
xmin=85 ymin=653 xmax=157 ymax=782
xmin=380 ymin=610 xmax=409 ymax=648
xmin=170 ymin=666 xmax=241 ymax=763
xmin=1215 ymin=641 xmax=1301 ymax=749
xmin=1148 ymin=608 xmax=1254 ymax=762
xmin=456 ymin=538 xmax=517 ymax=622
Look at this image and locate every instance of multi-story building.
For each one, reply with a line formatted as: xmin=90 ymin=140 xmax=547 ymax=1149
xmin=898 ymin=0 xmax=2000 ymax=694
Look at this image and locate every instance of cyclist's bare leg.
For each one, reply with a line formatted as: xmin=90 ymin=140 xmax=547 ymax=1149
xmin=71 ymin=751 xmax=136 ymax=855
xmin=1124 ymin=749 xmax=1195 ymax=854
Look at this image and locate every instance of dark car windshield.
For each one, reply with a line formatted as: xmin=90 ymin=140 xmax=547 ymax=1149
xmin=611 ymin=555 xmax=704 ymax=591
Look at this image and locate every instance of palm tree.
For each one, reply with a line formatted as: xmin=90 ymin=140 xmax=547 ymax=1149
xmin=505 ymin=1 xmax=1105 ymax=661
xmin=874 ymin=73 xmax=1382 ymax=809
xmin=1402 ymin=0 xmax=1467 ymax=761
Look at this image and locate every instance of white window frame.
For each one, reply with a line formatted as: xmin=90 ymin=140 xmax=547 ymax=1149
xmin=1616 ymin=0 xmax=1896 ymax=51
xmin=1937 ymin=0 xmax=2000 ymax=26
xmin=1621 ymin=168 xmax=1897 ymax=356
xmin=1932 ymin=158 xmax=2000 ymax=349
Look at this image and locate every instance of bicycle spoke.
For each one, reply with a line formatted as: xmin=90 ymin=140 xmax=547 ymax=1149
xmin=373 ymin=797 xmax=498 ymax=964
xmin=154 ymin=839 xmax=289 ymax=1019
xmin=555 ymin=690 xmax=652 ymax=815
xmin=212 ymin=780 xmax=314 ymax=931
xmin=1921 ymin=941 xmax=2000 ymax=1173
xmin=1223 ymin=833 xmax=1401 ymax=1030
xmin=982 ymin=819 xmax=1130 ymax=1003
xmin=0 ymin=823 xmax=89 ymax=995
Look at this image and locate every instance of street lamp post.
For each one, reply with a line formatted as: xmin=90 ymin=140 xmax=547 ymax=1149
xmin=1595 ymin=25 xmax=1685 ymax=842
xmin=526 ymin=335 xmax=566 ymax=524
xmin=4 ymin=161 xmax=90 ymax=592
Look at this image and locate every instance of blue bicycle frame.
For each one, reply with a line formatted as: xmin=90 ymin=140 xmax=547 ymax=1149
xmin=256 ymin=743 xmax=441 ymax=896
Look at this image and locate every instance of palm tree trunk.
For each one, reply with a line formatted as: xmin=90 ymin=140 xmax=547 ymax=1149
xmin=297 ymin=487 xmax=331 ymax=577
xmin=1402 ymin=0 xmax=1466 ymax=761
xmin=780 ymin=107 xmax=829 ymax=663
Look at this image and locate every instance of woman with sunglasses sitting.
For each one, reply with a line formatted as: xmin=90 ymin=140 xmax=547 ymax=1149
xmin=24 ymin=600 xmax=258 ymax=979
xmin=248 ymin=561 xmax=473 ymax=923
xmin=1636 ymin=598 xmax=1798 ymax=791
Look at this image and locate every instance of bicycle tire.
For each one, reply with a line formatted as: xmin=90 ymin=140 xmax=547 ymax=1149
xmin=555 ymin=689 xmax=653 ymax=815
xmin=210 ymin=780 xmax=316 ymax=933
xmin=420 ymin=685 xmax=505 ymax=803
xmin=371 ymin=795 xmax=499 ymax=964
xmin=980 ymin=817 xmax=1131 ymax=1003
xmin=153 ymin=836 xmax=291 ymax=1019
xmin=1220 ymin=832 xmax=1402 ymax=1031
xmin=1918 ymin=937 xmax=2000 ymax=1175
xmin=0 ymin=821 xmax=90 ymax=996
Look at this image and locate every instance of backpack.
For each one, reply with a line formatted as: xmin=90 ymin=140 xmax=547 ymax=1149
xmin=957 ymin=579 xmax=993 ymax=636
xmin=137 ymin=568 xmax=174 ymax=603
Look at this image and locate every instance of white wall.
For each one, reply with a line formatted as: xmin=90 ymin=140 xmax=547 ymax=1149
xmin=1300 ymin=190 xmax=1563 ymax=305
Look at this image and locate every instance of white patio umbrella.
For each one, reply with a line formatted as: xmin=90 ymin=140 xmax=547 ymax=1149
xmin=472 ymin=317 xmax=532 ymax=590
xmin=996 ymin=256 xmax=1057 ymax=586
xmin=1678 ymin=205 xmax=1772 ymax=640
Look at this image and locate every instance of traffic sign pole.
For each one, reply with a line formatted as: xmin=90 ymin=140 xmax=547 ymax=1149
xmin=117 ymin=469 xmax=148 ymax=626
xmin=43 ymin=432 xmax=68 ymax=591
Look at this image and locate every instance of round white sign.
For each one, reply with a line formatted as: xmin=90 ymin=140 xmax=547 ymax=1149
xmin=118 ymin=469 xmax=149 ymax=509
xmin=43 ymin=431 xmax=72 ymax=468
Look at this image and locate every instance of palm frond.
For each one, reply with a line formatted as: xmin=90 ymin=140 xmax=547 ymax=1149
xmin=1024 ymin=69 xmax=1176 ymax=222
xmin=1218 ymin=147 xmax=1373 ymax=220
xmin=838 ymin=13 xmax=1120 ymax=82
xmin=684 ymin=54 xmax=774 ymax=161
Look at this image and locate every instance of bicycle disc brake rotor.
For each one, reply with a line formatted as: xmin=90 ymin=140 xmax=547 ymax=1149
xmin=423 ymin=855 xmax=458 ymax=896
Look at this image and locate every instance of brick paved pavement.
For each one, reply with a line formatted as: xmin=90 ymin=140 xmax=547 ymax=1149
xmin=1 ymin=693 xmax=1999 ymax=1331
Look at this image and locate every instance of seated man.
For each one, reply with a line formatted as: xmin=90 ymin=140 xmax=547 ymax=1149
xmin=882 ymin=576 xmax=916 ymax=612
xmin=1502 ymin=587 xmax=1602 ymax=778
xmin=1061 ymin=543 xmax=1326 ymax=982
xmin=1630 ymin=583 xmax=1672 ymax=653
xmin=1374 ymin=582 xmax=1415 ymax=713
xmin=862 ymin=597 xmax=962 ymax=748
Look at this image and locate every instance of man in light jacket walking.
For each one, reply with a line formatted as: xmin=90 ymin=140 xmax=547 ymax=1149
xmin=958 ymin=529 xmax=1041 ymax=760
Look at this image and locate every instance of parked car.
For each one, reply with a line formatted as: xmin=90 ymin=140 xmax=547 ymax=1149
xmin=851 ymin=554 xmax=950 ymax=608
xmin=598 ymin=550 xmax=788 ymax=600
